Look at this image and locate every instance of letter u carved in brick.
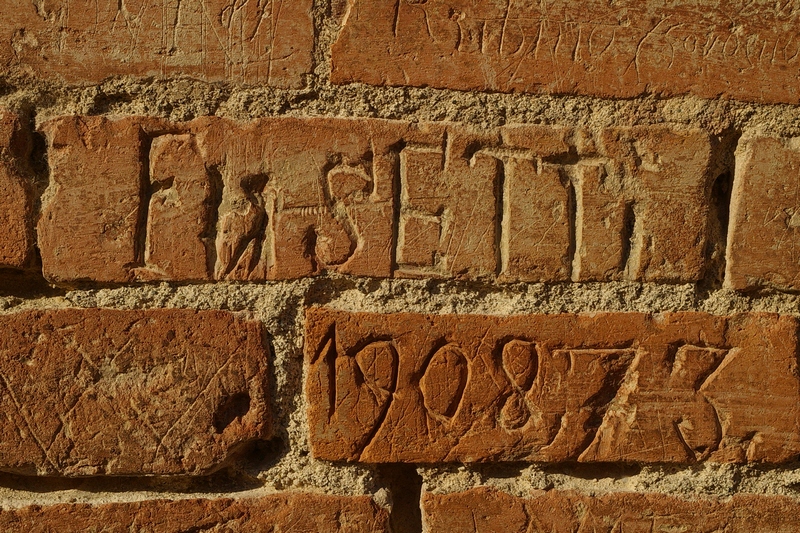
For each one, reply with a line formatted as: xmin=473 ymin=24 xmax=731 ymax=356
xmin=305 ymin=310 xmax=800 ymax=464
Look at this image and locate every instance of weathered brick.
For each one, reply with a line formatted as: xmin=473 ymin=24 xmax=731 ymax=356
xmin=39 ymin=116 xmax=718 ymax=285
xmin=726 ymin=136 xmax=800 ymax=291
xmin=0 ymin=0 xmax=313 ymax=88
xmin=332 ymin=0 xmax=800 ymax=104
xmin=397 ymin=128 xmax=502 ymax=278
xmin=306 ymin=309 xmax=800 ymax=463
xmin=38 ymin=116 xmax=152 ymax=283
xmin=39 ymin=117 xmax=713 ymax=283
xmin=0 ymin=493 xmax=389 ymax=532
xmin=0 ymin=309 xmax=269 ymax=476
xmin=138 ymin=133 xmax=215 ymax=281
xmin=423 ymin=487 xmax=800 ymax=532
xmin=596 ymin=127 xmax=714 ymax=282
xmin=196 ymin=117 xmax=417 ymax=281
xmin=0 ymin=111 xmax=33 ymax=269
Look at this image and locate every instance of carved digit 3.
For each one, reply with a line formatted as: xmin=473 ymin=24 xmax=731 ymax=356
xmin=668 ymin=344 xmax=728 ymax=460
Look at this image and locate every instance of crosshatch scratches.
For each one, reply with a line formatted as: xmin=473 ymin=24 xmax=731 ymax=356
xmin=306 ymin=309 xmax=800 ymax=464
xmin=0 ymin=308 xmax=271 ymax=476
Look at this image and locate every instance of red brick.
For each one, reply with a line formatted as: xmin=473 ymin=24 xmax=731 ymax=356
xmin=37 ymin=117 xmax=716 ymax=284
xmin=306 ymin=309 xmax=800 ymax=463
xmin=38 ymin=116 xmax=152 ymax=283
xmin=138 ymin=133 xmax=215 ymax=281
xmin=0 ymin=111 xmax=33 ymax=269
xmin=0 ymin=309 xmax=269 ymax=476
xmin=596 ymin=127 xmax=714 ymax=282
xmin=332 ymin=0 xmax=800 ymax=104
xmin=423 ymin=487 xmax=800 ymax=532
xmin=397 ymin=128 xmax=502 ymax=279
xmin=0 ymin=493 xmax=389 ymax=532
xmin=0 ymin=0 xmax=313 ymax=88
xmin=195 ymin=117 xmax=417 ymax=281
xmin=726 ymin=136 xmax=800 ymax=291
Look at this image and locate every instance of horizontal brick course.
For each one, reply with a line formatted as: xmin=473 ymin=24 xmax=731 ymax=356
xmin=37 ymin=116 xmax=722 ymax=285
xmin=306 ymin=309 xmax=800 ymax=463
xmin=332 ymin=0 xmax=800 ymax=104
xmin=0 ymin=0 xmax=313 ymax=87
xmin=0 ymin=493 xmax=389 ymax=532
xmin=423 ymin=487 xmax=800 ymax=532
xmin=0 ymin=309 xmax=270 ymax=476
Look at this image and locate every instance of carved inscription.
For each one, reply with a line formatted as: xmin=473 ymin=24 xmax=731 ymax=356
xmin=306 ymin=310 xmax=800 ymax=463
xmin=397 ymin=129 xmax=501 ymax=278
xmin=0 ymin=0 xmax=314 ymax=87
xmin=332 ymin=0 xmax=800 ymax=104
xmin=0 ymin=309 xmax=270 ymax=476
xmin=138 ymin=134 xmax=215 ymax=281
xmin=38 ymin=116 xmax=721 ymax=285
xmin=38 ymin=116 xmax=424 ymax=282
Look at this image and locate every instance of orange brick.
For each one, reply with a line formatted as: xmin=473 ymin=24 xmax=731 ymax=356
xmin=0 ymin=0 xmax=313 ymax=88
xmin=332 ymin=0 xmax=800 ymax=104
xmin=596 ymin=127 xmax=714 ymax=282
xmin=423 ymin=487 xmax=800 ymax=532
xmin=38 ymin=116 xmax=152 ymax=283
xmin=306 ymin=309 xmax=800 ymax=463
xmin=726 ymin=136 xmax=800 ymax=291
xmin=0 ymin=111 xmax=33 ymax=269
xmin=37 ymin=117 xmax=716 ymax=284
xmin=397 ymin=128 xmax=501 ymax=279
xmin=0 ymin=493 xmax=389 ymax=532
xmin=138 ymin=133 xmax=215 ymax=281
xmin=0 ymin=309 xmax=269 ymax=476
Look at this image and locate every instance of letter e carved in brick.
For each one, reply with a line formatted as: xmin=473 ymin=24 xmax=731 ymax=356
xmin=397 ymin=127 xmax=502 ymax=279
xmin=0 ymin=309 xmax=270 ymax=476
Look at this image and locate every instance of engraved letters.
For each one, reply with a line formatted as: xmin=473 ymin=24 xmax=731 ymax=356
xmin=38 ymin=116 xmax=720 ymax=284
xmin=332 ymin=0 xmax=800 ymax=104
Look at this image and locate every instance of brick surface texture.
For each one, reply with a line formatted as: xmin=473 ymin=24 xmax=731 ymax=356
xmin=0 ymin=493 xmax=389 ymax=532
xmin=2 ymin=0 xmax=800 ymax=530
xmin=0 ymin=0 xmax=314 ymax=87
xmin=332 ymin=0 xmax=800 ymax=104
xmin=36 ymin=115 xmax=779 ymax=286
xmin=0 ymin=309 xmax=270 ymax=476
xmin=306 ymin=309 xmax=799 ymax=463
xmin=0 ymin=111 xmax=33 ymax=269
xmin=423 ymin=487 xmax=800 ymax=532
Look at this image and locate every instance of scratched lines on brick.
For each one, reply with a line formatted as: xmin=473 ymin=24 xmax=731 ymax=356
xmin=36 ymin=116 xmax=720 ymax=284
xmin=332 ymin=0 xmax=800 ymax=103
xmin=0 ymin=0 xmax=313 ymax=87
xmin=306 ymin=310 xmax=800 ymax=463
xmin=423 ymin=488 xmax=800 ymax=533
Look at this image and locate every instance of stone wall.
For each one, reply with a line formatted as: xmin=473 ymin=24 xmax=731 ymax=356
xmin=1 ymin=1 xmax=800 ymax=531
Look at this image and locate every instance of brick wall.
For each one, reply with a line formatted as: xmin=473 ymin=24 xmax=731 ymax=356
xmin=1 ymin=1 xmax=800 ymax=531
